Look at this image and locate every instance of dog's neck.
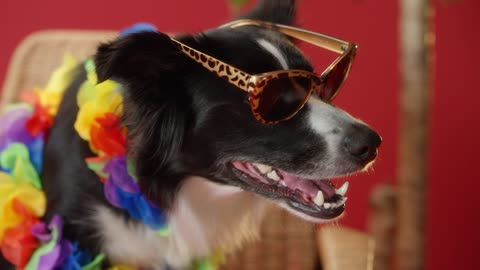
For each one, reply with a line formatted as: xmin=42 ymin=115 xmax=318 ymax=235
xmin=167 ymin=176 xmax=268 ymax=267
xmin=97 ymin=176 xmax=268 ymax=269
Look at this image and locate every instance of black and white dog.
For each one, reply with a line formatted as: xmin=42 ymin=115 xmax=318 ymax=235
xmin=1 ymin=0 xmax=380 ymax=269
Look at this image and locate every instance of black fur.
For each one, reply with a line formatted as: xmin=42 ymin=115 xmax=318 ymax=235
xmin=95 ymin=31 xmax=193 ymax=208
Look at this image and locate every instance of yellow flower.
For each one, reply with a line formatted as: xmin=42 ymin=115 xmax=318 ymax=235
xmin=0 ymin=144 xmax=46 ymax=240
xmin=35 ymin=54 xmax=78 ymax=116
xmin=74 ymin=81 xmax=123 ymax=146
xmin=0 ymin=172 xmax=46 ymax=240
xmin=74 ymin=59 xmax=123 ymax=153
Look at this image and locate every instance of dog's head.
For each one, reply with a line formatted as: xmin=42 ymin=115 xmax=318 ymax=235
xmin=94 ymin=0 xmax=381 ymax=222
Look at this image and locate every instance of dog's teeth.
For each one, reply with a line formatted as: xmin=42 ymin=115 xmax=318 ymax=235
xmin=280 ymin=181 xmax=287 ymax=187
xmin=313 ymin=191 xmax=324 ymax=206
xmin=335 ymin=181 xmax=349 ymax=196
xmin=337 ymin=197 xmax=348 ymax=206
xmin=267 ymin=170 xmax=280 ymax=181
xmin=323 ymin=202 xmax=332 ymax=209
xmin=254 ymin=163 xmax=272 ymax=174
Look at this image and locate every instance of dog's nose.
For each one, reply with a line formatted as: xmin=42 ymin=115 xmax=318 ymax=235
xmin=343 ymin=124 xmax=382 ymax=164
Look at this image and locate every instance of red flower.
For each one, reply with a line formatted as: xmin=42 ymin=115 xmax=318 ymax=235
xmin=1 ymin=200 xmax=40 ymax=268
xmin=25 ymin=103 xmax=53 ymax=137
xmin=90 ymin=113 xmax=126 ymax=156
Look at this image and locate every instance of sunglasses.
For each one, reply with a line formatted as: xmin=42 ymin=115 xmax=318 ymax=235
xmin=170 ymin=19 xmax=357 ymax=124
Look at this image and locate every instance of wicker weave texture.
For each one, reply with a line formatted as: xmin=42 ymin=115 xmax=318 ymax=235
xmin=317 ymin=226 xmax=374 ymax=270
xmin=222 ymin=207 xmax=316 ymax=270
xmin=1 ymin=30 xmax=116 ymax=108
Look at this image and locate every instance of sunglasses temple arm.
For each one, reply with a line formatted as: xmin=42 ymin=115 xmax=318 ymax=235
xmin=277 ymin=27 xmax=349 ymax=54
xmin=225 ymin=19 xmax=351 ymax=54
xmin=170 ymin=38 xmax=252 ymax=92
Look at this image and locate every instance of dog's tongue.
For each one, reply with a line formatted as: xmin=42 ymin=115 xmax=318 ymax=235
xmin=279 ymin=171 xmax=336 ymax=201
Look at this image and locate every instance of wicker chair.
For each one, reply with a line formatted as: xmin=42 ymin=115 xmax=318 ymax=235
xmin=1 ymin=30 xmax=376 ymax=270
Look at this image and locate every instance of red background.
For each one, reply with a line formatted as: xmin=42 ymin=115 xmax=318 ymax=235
xmin=1 ymin=0 xmax=478 ymax=269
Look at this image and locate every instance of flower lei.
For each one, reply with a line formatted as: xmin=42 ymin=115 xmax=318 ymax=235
xmin=0 ymin=24 xmax=224 ymax=270
xmin=0 ymin=55 xmax=129 ymax=270
xmin=74 ymin=58 xmax=169 ymax=233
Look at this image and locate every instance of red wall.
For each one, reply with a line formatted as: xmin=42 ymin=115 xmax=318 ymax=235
xmin=428 ymin=0 xmax=480 ymax=269
xmin=1 ymin=0 xmax=476 ymax=269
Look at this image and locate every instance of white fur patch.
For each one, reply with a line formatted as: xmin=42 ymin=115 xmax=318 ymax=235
xmin=96 ymin=177 xmax=267 ymax=269
xmin=304 ymin=97 xmax=370 ymax=177
xmin=256 ymin=38 xmax=289 ymax=69
xmin=307 ymin=97 xmax=355 ymax=135
xmin=167 ymin=177 xmax=267 ymax=268
xmin=96 ymin=206 xmax=169 ymax=269
xmin=306 ymin=97 xmax=358 ymax=154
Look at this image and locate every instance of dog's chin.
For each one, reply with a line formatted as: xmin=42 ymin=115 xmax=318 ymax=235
xmin=229 ymin=161 xmax=350 ymax=222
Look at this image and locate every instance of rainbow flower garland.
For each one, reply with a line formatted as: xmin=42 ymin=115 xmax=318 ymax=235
xmin=74 ymin=58 xmax=169 ymax=233
xmin=0 ymin=55 xmax=128 ymax=270
xmin=0 ymin=24 xmax=224 ymax=270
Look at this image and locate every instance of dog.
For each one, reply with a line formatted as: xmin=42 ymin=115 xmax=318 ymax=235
xmin=0 ymin=0 xmax=381 ymax=269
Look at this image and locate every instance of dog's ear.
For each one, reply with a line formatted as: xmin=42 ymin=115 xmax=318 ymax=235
xmin=95 ymin=31 xmax=181 ymax=85
xmin=94 ymin=32 xmax=192 ymax=209
xmin=238 ymin=0 xmax=297 ymax=25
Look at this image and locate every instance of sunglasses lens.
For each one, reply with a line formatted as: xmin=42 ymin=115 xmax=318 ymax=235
xmin=318 ymin=49 xmax=355 ymax=102
xmin=257 ymin=76 xmax=312 ymax=122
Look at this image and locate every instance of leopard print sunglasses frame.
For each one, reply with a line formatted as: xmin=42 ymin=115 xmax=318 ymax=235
xmin=170 ymin=19 xmax=358 ymax=124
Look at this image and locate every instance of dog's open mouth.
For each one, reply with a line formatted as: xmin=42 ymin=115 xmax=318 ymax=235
xmin=231 ymin=161 xmax=349 ymax=220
